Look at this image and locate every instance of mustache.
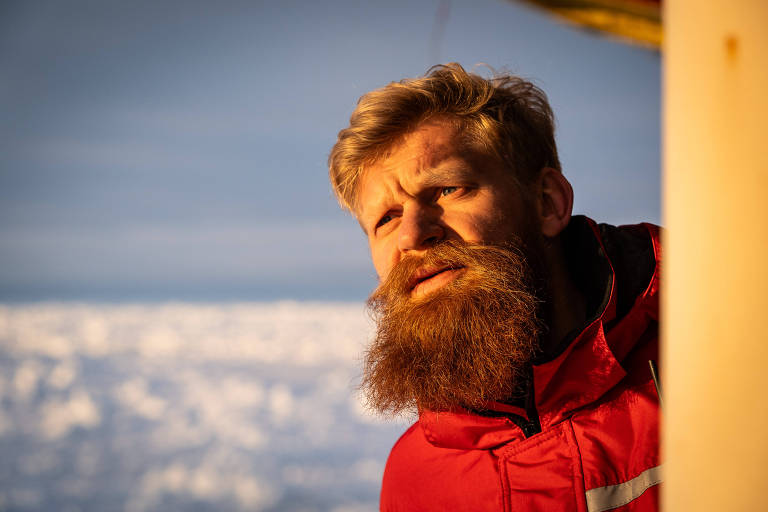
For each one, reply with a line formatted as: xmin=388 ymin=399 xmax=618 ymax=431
xmin=372 ymin=238 xmax=532 ymax=302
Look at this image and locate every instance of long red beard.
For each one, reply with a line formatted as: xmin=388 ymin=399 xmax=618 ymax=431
xmin=363 ymin=239 xmax=543 ymax=415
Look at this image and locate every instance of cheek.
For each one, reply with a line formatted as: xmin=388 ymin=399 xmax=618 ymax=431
xmin=370 ymin=239 xmax=397 ymax=281
xmin=448 ymin=205 xmax=514 ymax=244
xmin=477 ymin=189 xmax=534 ymax=241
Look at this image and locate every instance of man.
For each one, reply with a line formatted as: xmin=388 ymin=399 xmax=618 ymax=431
xmin=328 ymin=63 xmax=660 ymax=511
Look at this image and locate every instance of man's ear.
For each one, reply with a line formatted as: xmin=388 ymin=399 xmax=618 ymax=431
xmin=536 ymin=167 xmax=573 ymax=238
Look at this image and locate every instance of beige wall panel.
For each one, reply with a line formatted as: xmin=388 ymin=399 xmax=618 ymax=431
xmin=663 ymin=0 xmax=768 ymax=510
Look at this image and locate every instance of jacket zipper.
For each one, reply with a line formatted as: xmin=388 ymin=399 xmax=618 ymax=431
xmin=468 ymin=368 xmax=542 ymax=437
xmin=501 ymin=368 xmax=542 ymax=438
xmin=521 ymin=373 xmax=542 ymax=437
xmin=497 ymin=406 xmax=540 ymax=438
xmin=520 ymin=406 xmax=541 ymax=437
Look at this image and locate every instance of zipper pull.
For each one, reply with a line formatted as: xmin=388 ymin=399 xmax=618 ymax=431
xmin=521 ymin=421 xmax=541 ymax=437
xmin=648 ymin=359 xmax=663 ymax=408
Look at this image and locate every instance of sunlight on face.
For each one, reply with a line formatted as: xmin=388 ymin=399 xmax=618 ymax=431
xmin=357 ymin=119 xmax=533 ymax=282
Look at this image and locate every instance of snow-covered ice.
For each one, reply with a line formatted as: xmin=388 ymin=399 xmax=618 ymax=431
xmin=0 ymin=302 xmax=408 ymax=511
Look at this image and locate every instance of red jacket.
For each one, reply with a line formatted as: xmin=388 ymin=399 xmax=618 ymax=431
xmin=381 ymin=218 xmax=661 ymax=512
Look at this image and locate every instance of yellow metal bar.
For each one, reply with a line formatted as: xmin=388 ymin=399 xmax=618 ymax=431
xmin=515 ymin=0 xmax=661 ymax=48
xmin=663 ymin=1 xmax=768 ymax=510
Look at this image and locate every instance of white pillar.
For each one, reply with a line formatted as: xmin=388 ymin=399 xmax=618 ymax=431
xmin=663 ymin=1 xmax=768 ymax=510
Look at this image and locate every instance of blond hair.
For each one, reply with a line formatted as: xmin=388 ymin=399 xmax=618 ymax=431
xmin=328 ymin=63 xmax=561 ymax=212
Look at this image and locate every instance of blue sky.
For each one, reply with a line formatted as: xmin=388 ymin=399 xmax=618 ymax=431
xmin=0 ymin=0 xmax=660 ymax=301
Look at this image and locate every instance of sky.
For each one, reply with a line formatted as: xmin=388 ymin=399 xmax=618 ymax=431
xmin=0 ymin=0 xmax=661 ymax=302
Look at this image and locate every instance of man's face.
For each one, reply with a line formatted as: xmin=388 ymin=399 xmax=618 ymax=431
xmin=355 ymin=118 xmax=547 ymax=414
xmin=357 ymin=118 xmax=535 ymax=291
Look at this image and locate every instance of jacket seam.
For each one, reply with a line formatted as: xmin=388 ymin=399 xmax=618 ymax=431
xmin=498 ymin=425 xmax=561 ymax=458
xmin=566 ymin=419 xmax=589 ymax=512
xmin=498 ymin=452 xmax=512 ymax=512
xmin=575 ymin=378 xmax=656 ymax=422
xmin=640 ymin=223 xmax=661 ymax=306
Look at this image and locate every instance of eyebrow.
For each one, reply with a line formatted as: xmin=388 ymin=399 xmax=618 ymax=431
xmin=357 ymin=161 xmax=478 ymax=235
xmin=416 ymin=162 xmax=476 ymax=187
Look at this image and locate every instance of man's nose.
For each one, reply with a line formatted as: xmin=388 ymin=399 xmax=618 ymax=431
xmin=397 ymin=205 xmax=444 ymax=253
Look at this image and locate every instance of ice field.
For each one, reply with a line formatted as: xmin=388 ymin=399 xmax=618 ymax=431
xmin=0 ymin=302 xmax=407 ymax=511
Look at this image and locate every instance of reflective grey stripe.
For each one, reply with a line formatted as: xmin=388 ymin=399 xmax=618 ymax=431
xmin=585 ymin=465 xmax=663 ymax=512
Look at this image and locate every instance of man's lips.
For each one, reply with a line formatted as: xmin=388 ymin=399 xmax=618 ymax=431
xmin=408 ymin=265 xmax=466 ymax=295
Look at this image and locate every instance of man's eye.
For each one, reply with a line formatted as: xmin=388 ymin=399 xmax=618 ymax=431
xmin=440 ymin=186 xmax=459 ymax=197
xmin=376 ymin=214 xmax=393 ymax=229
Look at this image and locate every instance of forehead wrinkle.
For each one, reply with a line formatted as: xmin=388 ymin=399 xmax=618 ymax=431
xmin=356 ymin=121 xmax=468 ymax=226
xmin=396 ymin=147 xmax=467 ymax=193
xmin=357 ymin=166 xmax=407 ymax=234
